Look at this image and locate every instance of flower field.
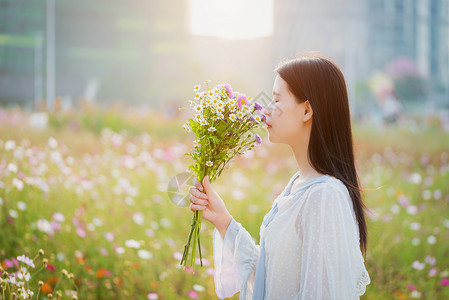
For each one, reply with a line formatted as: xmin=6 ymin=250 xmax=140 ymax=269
xmin=0 ymin=107 xmax=448 ymax=299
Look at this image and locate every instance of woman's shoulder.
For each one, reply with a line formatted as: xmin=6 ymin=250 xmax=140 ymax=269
xmin=308 ymin=175 xmax=350 ymax=200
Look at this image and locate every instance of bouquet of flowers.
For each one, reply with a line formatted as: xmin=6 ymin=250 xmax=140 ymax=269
xmin=179 ymin=80 xmax=266 ymax=270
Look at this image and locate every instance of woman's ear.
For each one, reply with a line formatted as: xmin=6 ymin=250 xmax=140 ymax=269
xmin=303 ymin=100 xmax=313 ymax=122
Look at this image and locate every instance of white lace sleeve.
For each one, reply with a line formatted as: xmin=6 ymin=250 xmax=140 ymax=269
xmin=295 ymin=183 xmax=370 ymax=299
xmin=213 ymin=216 xmax=260 ymax=300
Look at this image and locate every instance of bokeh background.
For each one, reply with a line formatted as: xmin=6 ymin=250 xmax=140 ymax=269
xmin=1 ymin=0 xmax=449 ymax=299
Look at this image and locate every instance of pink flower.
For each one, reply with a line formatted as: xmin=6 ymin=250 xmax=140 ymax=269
xmin=222 ymin=83 xmax=233 ymax=98
xmin=428 ymin=268 xmax=437 ymax=277
xmin=236 ymin=95 xmax=248 ymax=109
xmin=407 ymin=284 xmax=417 ymax=291
xmin=187 ymin=290 xmax=198 ymax=299
xmin=76 ymin=227 xmax=86 ymax=238
xmin=398 ymin=195 xmax=409 ymax=207
xmin=4 ymin=259 xmax=13 ymax=268
xmin=173 ymin=252 xmax=183 ymax=260
xmin=441 ymin=278 xmax=449 ymax=286
xmin=184 ymin=266 xmax=193 ymax=274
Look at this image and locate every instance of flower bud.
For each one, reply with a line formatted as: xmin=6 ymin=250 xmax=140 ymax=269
xmin=38 ymin=280 xmax=44 ymax=287
xmin=38 ymin=249 xmax=45 ymax=256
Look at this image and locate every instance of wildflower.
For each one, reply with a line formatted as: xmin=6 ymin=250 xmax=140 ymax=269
xmin=147 ymin=292 xmax=159 ymax=299
xmin=208 ymin=91 xmax=214 ymax=97
xmin=411 ymin=261 xmax=424 ymax=270
xmin=17 ymin=255 xmax=35 ymax=269
xmin=229 ymin=114 xmax=237 ymax=122
xmin=5 ymin=140 xmax=16 ymax=151
xmin=228 ymin=99 xmax=236 ymax=106
xmin=138 ymin=250 xmax=152 ymax=259
xmin=125 ymin=239 xmax=141 ymax=248
xmin=254 ymin=115 xmax=263 ymax=123
xmin=187 ymin=290 xmax=198 ymax=299
xmin=199 ymin=119 xmax=208 ymax=126
xmin=222 ymin=83 xmax=233 ymax=98
xmin=427 ymin=235 xmax=436 ymax=244
xmin=254 ymin=102 xmax=263 ymax=110
xmin=208 ymin=127 xmax=216 ymax=132
xmin=217 ymin=113 xmax=224 ymax=120
xmin=237 ymin=95 xmax=248 ymax=109
xmin=38 ymin=249 xmax=44 ymax=256
xmin=193 ymin=85 xmax=201 ymax=92
xmin=8 ymin=163 xmax=18 ymax=173
xmin=254 ymin=134 xmax=262 ymax=145
xmin=183 ymin=123 xmax=191 ymax=133
xmin=12 ymin=179 xmax=24 ymax=190
xmin=194 ymin=93 xmax=200 ymax=100
xmin=237 ymin=111 xmax=244 ymax=119
xmin=411 ymin=290 xmax=421 ymax=298
xmin=441 ymin=278 xmax=449 ymax=286
xmin=206 ymin=161 xmax=213 ymax=167
xmin=194 ymin=114 xmax=202 ymax=121
xmin=193 ymin=284 xmax=205 ymax=292
xmin=193 ymin=105 xmax=202 ymax=113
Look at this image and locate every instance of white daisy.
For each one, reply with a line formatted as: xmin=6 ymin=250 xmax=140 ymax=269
xmin=217 ymin=113 xmax=224 ymax=120
xmin=229 ymin=114 xmax=237 ymax=122
xmin=208 ymin=127 xmax=216 ymax=132
xmin=194 ymin=85 xmax=201 ymax=92
xmin=183 ymin=123 xmax=191 ymax=132
xmin=193 ymin=105 xmax=203 ymax=113
xmin=199 ymin=119 xmax=208 ymax=126
xmin=206 ymin=161 xmax=213 ymax=166
xmin=237 ymin=111 xmax=244 ymax=119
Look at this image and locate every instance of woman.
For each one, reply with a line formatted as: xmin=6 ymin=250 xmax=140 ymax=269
xmin=188 ymin=54 xmax=371 ymax=299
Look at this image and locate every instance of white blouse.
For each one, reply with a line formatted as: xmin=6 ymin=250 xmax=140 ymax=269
xmin=212 ymin=171 xmax=370 ymax=299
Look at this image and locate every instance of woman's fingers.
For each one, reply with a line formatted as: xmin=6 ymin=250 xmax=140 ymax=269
xmin=189 ymin=187 xmax=208 ymax=200
xmin=190 ymin=203 xmax=206 ymax=211
xmin=189 ymin=195 xmax=208 ymax=206
xmin=192 ymin=177 xmax=204 ymax=191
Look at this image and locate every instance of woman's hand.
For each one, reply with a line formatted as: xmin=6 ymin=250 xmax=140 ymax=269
xmin=189 ymin=175 xmax=232 ymax=238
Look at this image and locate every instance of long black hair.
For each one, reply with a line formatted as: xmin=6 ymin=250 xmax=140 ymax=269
xmin=275 ymin=54 xmax=368 ymax=256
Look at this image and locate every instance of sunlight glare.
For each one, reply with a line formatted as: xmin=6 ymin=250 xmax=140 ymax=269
xmin=189 ymin=0 xmax=273 ymax=40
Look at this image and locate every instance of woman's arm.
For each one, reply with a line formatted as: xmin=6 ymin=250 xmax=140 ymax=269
xmin=213 ymin=216 xmax=260 ymax=299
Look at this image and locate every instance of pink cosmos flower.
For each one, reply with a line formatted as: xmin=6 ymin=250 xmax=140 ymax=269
xmin=441 ymin=278 xmax=449 ymax=286
xmin=4 ymin=259 xmax=13 ymax=268
xmin=76 ymin=227 xmax=86 ymax=238
xmin=407 ymin=284 xmax=417 ymax=291
xmin=187 ymin=290 xmax=198 ymax=299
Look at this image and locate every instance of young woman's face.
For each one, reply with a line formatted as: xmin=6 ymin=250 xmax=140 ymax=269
xmin=263 ymin=74 xmax=309 ymax=145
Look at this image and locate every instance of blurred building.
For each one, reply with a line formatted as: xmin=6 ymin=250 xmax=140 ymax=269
xmin=0 ymin=0 xmax=448 ymax=107
xmin=0 ymin=0 xmax=190 ymax=107
xmin=272 ymin=0 xmax=449 ymax=103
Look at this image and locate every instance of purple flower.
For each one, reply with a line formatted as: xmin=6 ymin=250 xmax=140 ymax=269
xmin=254 ymin=102 xmax=263 ymax=110
xmin=442 ymin=278 xmax=449 ymax=286
xmin=261 ymin=114 xmax=267 ymax=122
xmin=255 ymin=134 xmax=262 ymax=145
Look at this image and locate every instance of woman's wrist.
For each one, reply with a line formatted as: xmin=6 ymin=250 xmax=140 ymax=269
xmin=216 ymin=212 xmax=232 ymax=239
